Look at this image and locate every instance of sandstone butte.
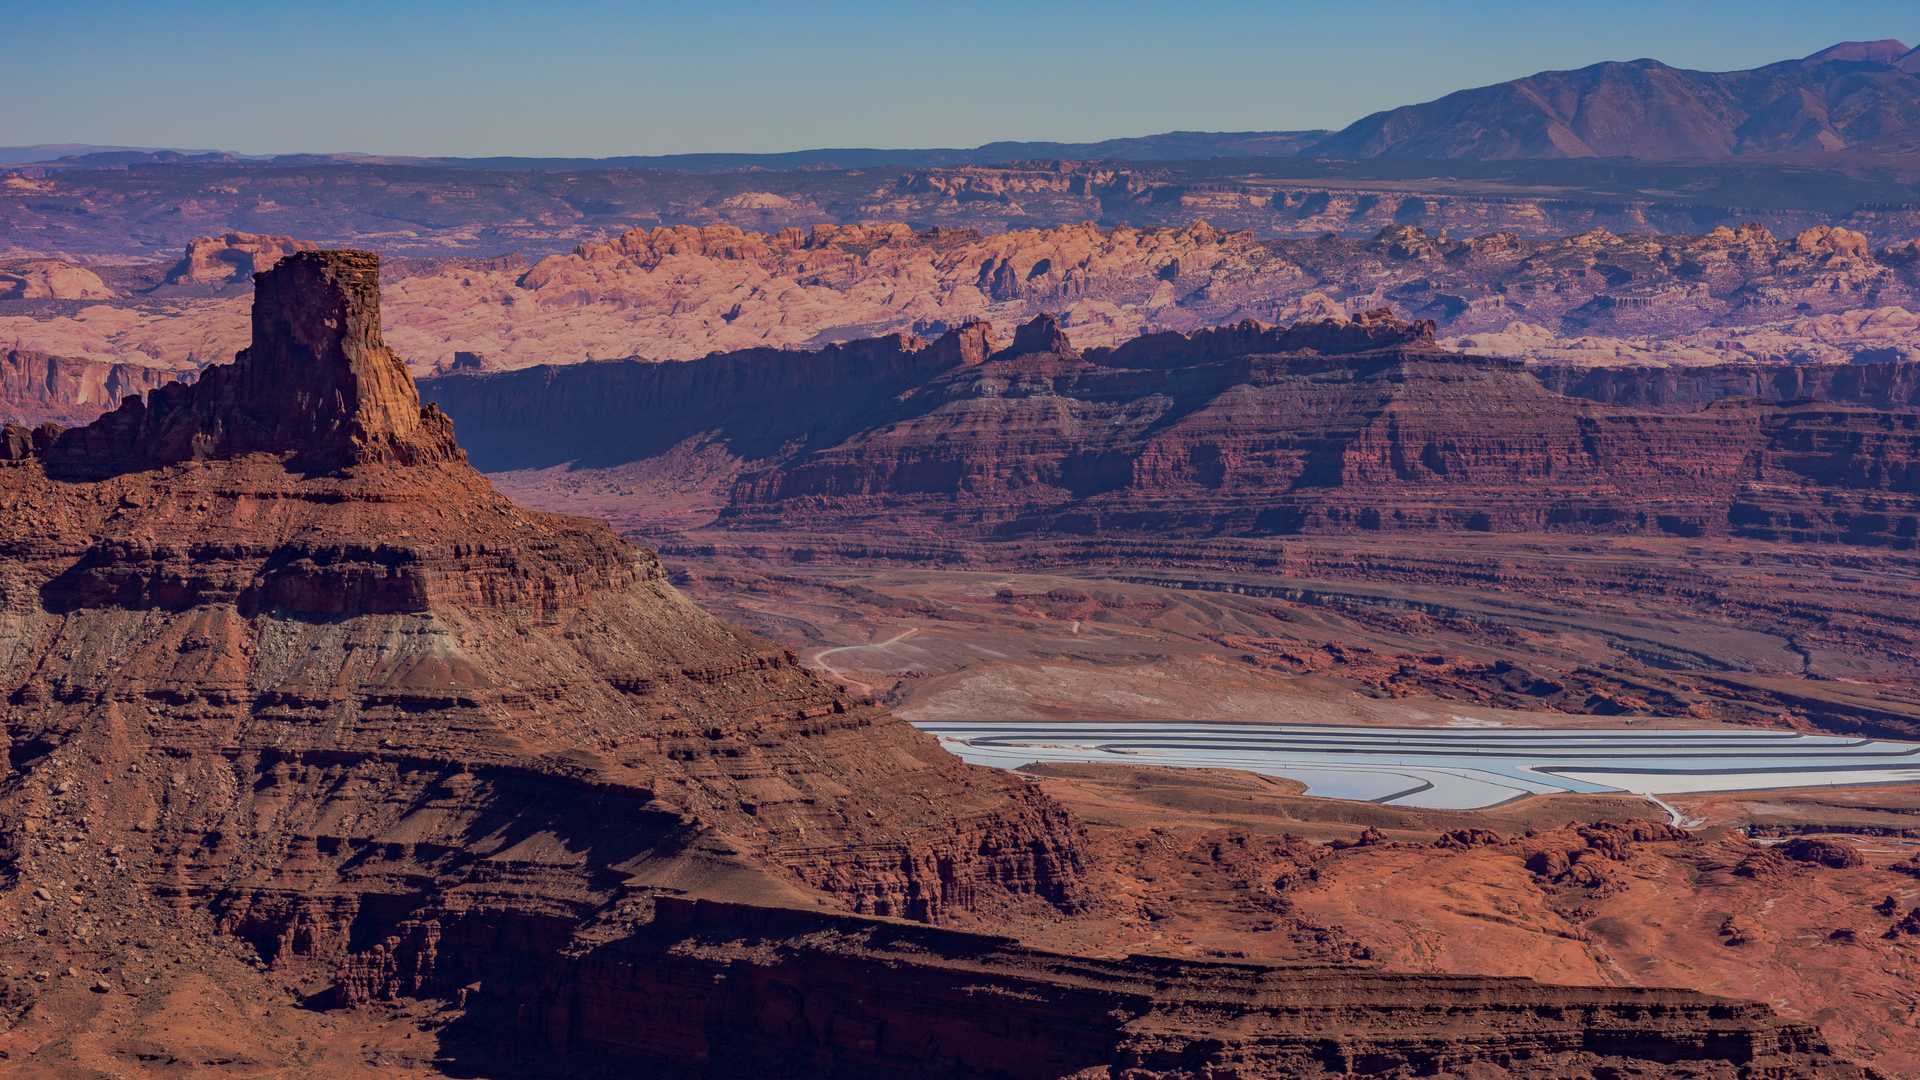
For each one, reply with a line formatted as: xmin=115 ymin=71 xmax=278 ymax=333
xmin=420 ymin=310 xmax=1920 ymax=551
xmin=0 ymin=250 xmax=1870 ymax=1076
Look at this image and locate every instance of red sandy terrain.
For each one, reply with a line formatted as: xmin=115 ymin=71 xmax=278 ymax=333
xmin=1018 ymin=764 xmax=1920 ymax=1075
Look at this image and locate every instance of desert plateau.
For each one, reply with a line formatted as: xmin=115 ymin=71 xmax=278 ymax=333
xmin=6 ymin=7 xmax=1920 ymax=1078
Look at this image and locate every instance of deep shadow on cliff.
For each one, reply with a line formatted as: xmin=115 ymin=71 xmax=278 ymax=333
xmin=422 ymin=312 xmax=1920 ymax=550
xmin=421 ymin=896 xmax=1868 ymax=1079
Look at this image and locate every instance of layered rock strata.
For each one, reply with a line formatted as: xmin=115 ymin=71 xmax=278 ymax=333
xmin=1536 ymin=359 xmax=1920 ymax=409
xmin=424 ymin=313 xmax=1920 ymax=548
xmin=0 ymin=252 xmax=1085 ymax=992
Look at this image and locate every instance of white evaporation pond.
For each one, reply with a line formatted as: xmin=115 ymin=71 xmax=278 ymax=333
xmin=1554 ymin=767 xmax=1920 ymax=795
xmin=919 ymin=721 xmax=1920 ymax=810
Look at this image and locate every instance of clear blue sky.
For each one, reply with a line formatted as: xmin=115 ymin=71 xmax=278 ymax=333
xmin=8 ymin=0 xmax=1920 ymax=156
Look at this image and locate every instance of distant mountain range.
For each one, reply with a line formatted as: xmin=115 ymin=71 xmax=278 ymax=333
xmin=0 ymin=144 xmax=239 ymax=166
xmin=13 ymin=40 xmax=1920 ymax=171
xmin=1316 ymin=39 xmax=1920 ymax=160
xmin=3 ymin=131 xmax=1332 ymax=173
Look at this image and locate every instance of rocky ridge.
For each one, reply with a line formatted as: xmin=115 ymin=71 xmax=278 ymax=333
xmin=1 ymin=348 xmax=182 ymax=427
xmin=423 ymin=311 xmax=1920 ymax=549
xmin=1316 ymin=44 xmax=1920 ymax=159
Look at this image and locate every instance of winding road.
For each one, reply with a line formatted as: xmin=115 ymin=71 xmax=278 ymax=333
xmin=811 ymin=627 xmax=920 ymax=696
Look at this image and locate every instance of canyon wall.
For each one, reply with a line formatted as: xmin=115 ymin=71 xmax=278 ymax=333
xmin=424 ymin=314 xmax=1920 ymax=549
xmin=0 ymin=348 xmax=183 ymax=427
xmin=1536 ymin=358 xmax=1920 ymax=409
xmin=472 ymin=896 xmax=1862 ymax=1078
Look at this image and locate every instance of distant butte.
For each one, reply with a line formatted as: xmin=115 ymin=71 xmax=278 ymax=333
xmin=163 ymin=230 xmax=318 ymax=287
xmin=46 ymin=250 xmax=462 ymax=474
xmin=0 ymin=258 xmax=114 ymax=300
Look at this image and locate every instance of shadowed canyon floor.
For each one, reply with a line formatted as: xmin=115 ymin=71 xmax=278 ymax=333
xmin=650 ymin=537 xmax=1920 ymax=738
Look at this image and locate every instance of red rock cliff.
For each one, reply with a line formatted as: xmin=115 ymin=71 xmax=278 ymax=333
xmin=1 ymin=347 xmax=184 ymax=427
xmin=485 ymin=896 xmax=1864 ymax=1079
xmin=424 ymin=312 xmax=1920 ymax=549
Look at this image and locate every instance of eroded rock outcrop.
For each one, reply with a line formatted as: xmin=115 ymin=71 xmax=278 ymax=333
xmin=1779 ymin=838 xmax=1866 ymax=869
xmin=164 ymin=231 xmax=318 ymax=287
xmin=47 ymin=251 xmax=460 ymax=475
xmin=0 ymin=258 xmax=114 ymax=300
